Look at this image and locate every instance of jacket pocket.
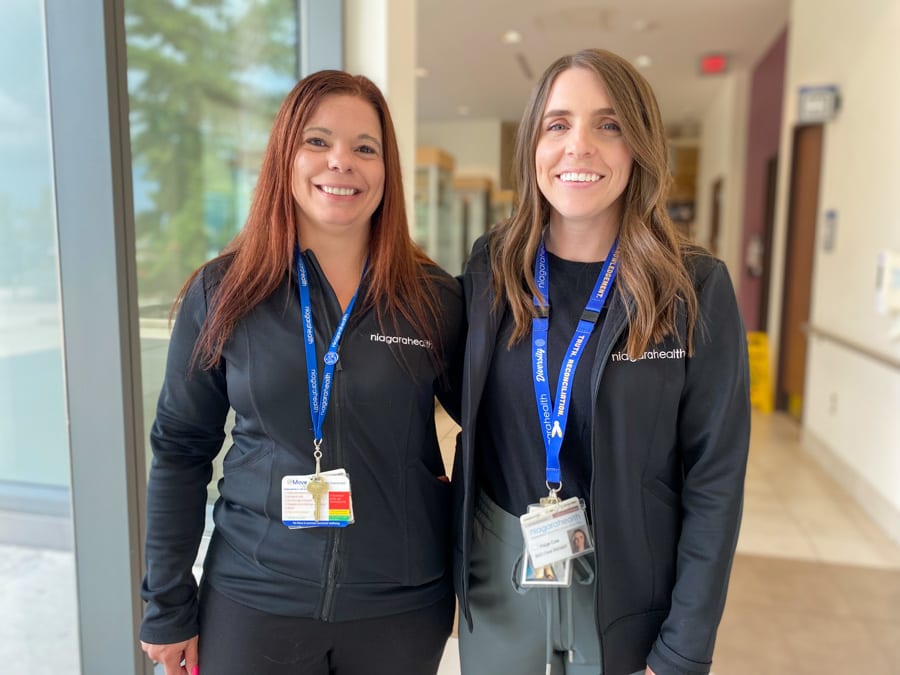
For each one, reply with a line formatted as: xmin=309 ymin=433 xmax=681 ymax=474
xmin=215 ymin=442 xmax=331 ymax=582
xmin=641 ymin=480 xmax=681 ymax=608
xmin=219 ymin=441 xmax=275 ymax=513
xmin=405 ymin=462 xmax=452 ymax=585
xmin=643 ymin=477 xmax=681 ymax=510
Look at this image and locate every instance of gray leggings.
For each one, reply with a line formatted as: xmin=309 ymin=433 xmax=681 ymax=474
xmin=458 ymin=492 xmax=610 ymax=675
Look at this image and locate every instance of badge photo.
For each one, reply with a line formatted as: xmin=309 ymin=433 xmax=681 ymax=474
xmin=566 ymin=525 xmax=593 ymax=558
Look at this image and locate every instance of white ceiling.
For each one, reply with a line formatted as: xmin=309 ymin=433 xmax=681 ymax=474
xmin=416 ymin=0 xmax=789 ymax=132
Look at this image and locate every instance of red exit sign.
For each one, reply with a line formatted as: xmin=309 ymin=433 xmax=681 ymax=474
xmin=700 ymin=54 xmax=728 ymax=74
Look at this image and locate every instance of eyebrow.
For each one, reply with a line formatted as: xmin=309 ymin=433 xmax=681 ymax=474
xmin=304 ymin=126 xmax=383 ymax=150
xmin=359 ymin=133 xmax=383 ymax=150
xmin=542 ymin=107 xmax=616 ymax=119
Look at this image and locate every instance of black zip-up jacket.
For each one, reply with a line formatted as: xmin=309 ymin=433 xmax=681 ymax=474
xmin=452 ymin=235 xmax=750 ymax=675
xmin=140 ymin=251 xmax=464 ymax=645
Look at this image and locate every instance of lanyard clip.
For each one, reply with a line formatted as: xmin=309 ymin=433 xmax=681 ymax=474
xmin=540 ymin=480 xmax=562 ymax=506
xmin=313 ymin=438 xmax=324 ymax=476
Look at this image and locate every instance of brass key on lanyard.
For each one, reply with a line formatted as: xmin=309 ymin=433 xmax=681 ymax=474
xmin=307 ymin=440 xmax=329 ymax=521
xmin=307 ymin=475 xmax=328 ymax=521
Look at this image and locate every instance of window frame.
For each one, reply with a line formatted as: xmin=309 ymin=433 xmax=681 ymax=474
xmin=43 ymin=1 xmax=343 ymax=672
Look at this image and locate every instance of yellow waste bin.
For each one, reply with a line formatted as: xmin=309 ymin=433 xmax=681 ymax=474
xmin=746 ymin=331 xmax=773 ymax=413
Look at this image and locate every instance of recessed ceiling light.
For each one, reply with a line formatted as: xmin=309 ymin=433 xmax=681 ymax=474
xmin=414 ymin=67 xmax=429 ymax=78
xmin=457 ymin=105 xmax=470 ymax=116
xmin=632 ymin=19 xmax=650 ymax=32
xmin=635 ymin=55 xmax=652 ymax=68
xmin=501 ymin=30 xmax=522 ymax=45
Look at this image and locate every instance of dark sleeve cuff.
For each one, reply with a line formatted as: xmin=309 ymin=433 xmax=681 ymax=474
xmin=139 ymin=604 xmax=199 ymax=646
xmin=647 ymin=637 xmax=711 ymax=675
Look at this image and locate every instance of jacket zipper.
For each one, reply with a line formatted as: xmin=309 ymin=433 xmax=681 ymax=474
xmin=319 ymin=353 xmax=345 ymax=621
xmin=307 ymin=252 xmax=347 ymax=622
xmin=588 ymin=304 xmax=629 ymax=671
xmin=322 ymin=324 xmax=352 ymax=621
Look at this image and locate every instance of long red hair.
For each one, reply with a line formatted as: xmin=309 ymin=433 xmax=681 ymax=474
xmin=178 ymin=70 xmax=444 ymax=369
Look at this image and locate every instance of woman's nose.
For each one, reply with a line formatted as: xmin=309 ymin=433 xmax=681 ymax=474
xmin=566 ymin=125 xmax=594 ymax=157
xmin=328 ymin=145 xmax=352 ymax=172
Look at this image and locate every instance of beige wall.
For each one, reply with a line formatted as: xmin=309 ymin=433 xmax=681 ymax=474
xmin=344 ymin=0 xmax=417 ymax=222
xmin=687 ymin=0 xmax=900 ymax=540
xmin=694 ymin=72 xmax=750 ymax=282
xmin=771 ymin=0 xmax=900 ymax=538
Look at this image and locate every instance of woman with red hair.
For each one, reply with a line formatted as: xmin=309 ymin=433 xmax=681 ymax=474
xmin=139 ymin=70 xmax=462 ymax=675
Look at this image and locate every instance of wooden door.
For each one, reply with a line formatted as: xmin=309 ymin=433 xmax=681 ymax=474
xmin=776 ymin=125 xmax=823 ymax=417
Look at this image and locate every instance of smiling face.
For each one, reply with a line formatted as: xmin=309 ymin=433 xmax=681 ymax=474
xmin=291 ymin=94 xmax=385 ymax=242
xmin=535 ymin=67 xmax=634 ymax=234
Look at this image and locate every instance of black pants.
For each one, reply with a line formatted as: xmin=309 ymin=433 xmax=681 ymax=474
xmin=197 ymin=583 xmax=454 ymax=675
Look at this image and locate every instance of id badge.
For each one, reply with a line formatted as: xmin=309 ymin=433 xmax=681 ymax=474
xmin=282 ymin=468 xmax=354 ymax=528
xmin=520 ymin=496 xmax=594 ymax=568
xmin=519 ymin=504 xmax=572 ymax=587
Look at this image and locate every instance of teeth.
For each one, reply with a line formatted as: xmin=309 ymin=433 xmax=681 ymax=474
xmin=321 ymin=185 xmax=357 ymax=196
xmin=559 ymin=172 xmax=601 ymax=183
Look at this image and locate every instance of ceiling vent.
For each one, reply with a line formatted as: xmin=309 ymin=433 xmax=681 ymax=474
xmin=515 ymin=53 xmax=534 ymax=80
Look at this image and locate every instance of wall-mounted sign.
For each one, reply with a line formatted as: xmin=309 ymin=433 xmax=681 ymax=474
xmin=822 ymin=209 xmax=837 ymax=252
xmin=798 ymin=85 xmax=841 ymax=123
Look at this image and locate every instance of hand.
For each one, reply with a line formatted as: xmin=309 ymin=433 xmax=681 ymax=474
xmin=141 ymin=636 xmax=199 ymax=675
xmin=645 ymin=667 xmax=656 ymax=675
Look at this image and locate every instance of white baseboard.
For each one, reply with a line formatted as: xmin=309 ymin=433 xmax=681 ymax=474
xmin=803 ymin=428 xmax=900 ymax=546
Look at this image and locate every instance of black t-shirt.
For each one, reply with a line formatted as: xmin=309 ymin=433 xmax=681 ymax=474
xmin=475 ymin=252 xmax=609 ymax=516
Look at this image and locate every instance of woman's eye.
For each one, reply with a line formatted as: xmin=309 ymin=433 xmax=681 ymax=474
xmin=357 ymin=144 xmax=377 ymax=155
xmin=547 ymin=121 xmax=568 ymax=132
xmin=305 ymin=137 xmax=327 ymax=147
xmin=599 ymin=121 xmax=622 ymax=133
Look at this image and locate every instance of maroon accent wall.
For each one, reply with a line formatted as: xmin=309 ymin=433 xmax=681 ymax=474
xmin=738 ymin=28 xmax=788 ymax=330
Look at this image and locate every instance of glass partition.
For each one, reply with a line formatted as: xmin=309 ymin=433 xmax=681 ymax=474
xmin=0 ymin=0 xmax=80 ymax=671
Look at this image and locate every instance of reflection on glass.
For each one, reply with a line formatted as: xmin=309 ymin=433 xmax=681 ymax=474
xmin=0 ymin=1 xmax=80 ymax=672
xmin=124 ymin=0 xmax=298 ymax=497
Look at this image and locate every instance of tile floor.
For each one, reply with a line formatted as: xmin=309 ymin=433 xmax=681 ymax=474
xmin=2 ymin=409 xmax=898 ymax=673
xmin=433 ymin=408 xmax=900 ymax=675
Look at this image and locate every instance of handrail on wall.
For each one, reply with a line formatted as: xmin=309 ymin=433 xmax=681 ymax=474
xmin=805 ymin=324 xmax=900 ymax=371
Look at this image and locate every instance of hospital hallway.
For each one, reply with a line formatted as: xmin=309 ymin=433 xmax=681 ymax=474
xmin=433 ymin=408 xmax=900 ymax=674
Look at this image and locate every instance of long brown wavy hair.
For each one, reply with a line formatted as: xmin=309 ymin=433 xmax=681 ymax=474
xmin=490 ymin=48 xmax=700 ymax=357
xmin=178 ymin=70 xmax=444 ymax=369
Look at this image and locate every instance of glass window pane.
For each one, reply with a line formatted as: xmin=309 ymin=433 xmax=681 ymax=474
xmin=0 ymin=0 xmax=80 ymax=672
xmin=124 ymin=1 xmax=299 ymax=508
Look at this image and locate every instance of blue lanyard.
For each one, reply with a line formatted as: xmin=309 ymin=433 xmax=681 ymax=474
xmin=531 ymin=238 xmax=619 ymax=492
xmin=296 ymin=250 xmax=366 ymax=447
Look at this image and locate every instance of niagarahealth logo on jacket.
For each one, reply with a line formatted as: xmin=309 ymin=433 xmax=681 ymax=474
xmin=369 ymin=332 xmax=433 ymax=350
xmin=610 ymin=347 xmax=686 ymax=363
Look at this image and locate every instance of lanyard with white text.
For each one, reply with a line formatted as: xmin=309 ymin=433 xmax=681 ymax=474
xmin=296 ymin=250 xmax=366 ymax=461
xmin=531 ymin=238 xmax=619 ymax=501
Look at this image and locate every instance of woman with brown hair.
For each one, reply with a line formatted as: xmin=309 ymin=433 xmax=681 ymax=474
xmin=453 ymin=49 xmax=750 ymax=675
xmin=139 ymin=70 xmax=462 ymax=675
